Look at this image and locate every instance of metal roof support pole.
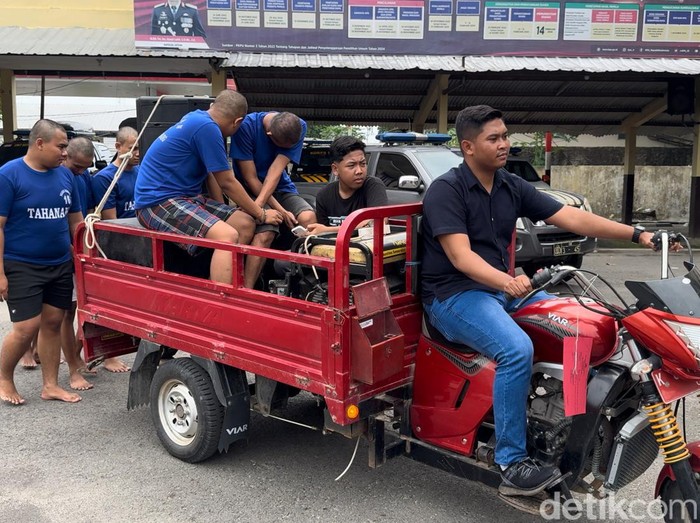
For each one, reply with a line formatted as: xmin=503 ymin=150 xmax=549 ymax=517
xmin=437 ymin=79 xmax=448 ymax=134
xmin=0 ymin=69 xmax=17 ymax=143
xmin=413 ymin=73 xmax=449 ymax=133
xmin=621 ymin=131 xmax=636 ymax=225
xmin=689 ymin=77 xmax=700 ymax=238
xmin=620 ymin=96 xmax=667 ymax=225
xmin=211 ymin=68 xmax=226 ymax=96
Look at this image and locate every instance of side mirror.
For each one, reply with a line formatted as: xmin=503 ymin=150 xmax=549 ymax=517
xmin=398 ymin=175 xmax=420 ymax=190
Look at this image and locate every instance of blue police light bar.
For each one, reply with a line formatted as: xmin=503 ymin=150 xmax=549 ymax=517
xmin=376 ymin=132 xmax=451 ymax=144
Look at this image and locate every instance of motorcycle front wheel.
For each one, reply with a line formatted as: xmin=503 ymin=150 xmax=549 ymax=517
xmin=659 ymin=479 xmax=699 ymax=523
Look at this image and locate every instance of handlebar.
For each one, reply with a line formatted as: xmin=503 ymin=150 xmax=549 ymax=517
xmin=651 ymin=230 xmax=688 ymax=279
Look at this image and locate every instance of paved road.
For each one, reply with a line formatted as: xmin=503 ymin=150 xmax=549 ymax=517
xmin=0 ymin=249 xmax=698 ymax=523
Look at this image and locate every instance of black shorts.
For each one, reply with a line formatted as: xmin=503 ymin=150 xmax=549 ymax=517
xmin=4 ymin=259 xmax=74 ymax=322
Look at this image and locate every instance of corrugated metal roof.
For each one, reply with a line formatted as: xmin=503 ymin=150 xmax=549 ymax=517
xmin=2 ymin=26 xmax=698 ymax=76
xmin=0 ymin=26 xmax=226 ymax=59
xmin=222 ymin=53 xmax=464 ymax=71
xmin=1 ymin=26 xmax=698 ymax=134
xmin=223 ymin=52 xmax=700 ymax=75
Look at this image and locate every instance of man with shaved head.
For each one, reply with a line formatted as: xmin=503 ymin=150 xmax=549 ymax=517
xmin=92 ymin=126 xmax=140 ymax=220
xmin=135 ymin=90 xmax=283 ymax=287
xmin=91 ymin=127 xmax=141 ymax=372
xmin=0 ymin=119 xmax=83 ymax=405
xmin=58 ymin=136 xmax=98 ymax=389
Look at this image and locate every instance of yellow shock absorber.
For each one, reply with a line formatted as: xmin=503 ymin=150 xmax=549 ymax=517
xmin=643 ymin=403 xmax=691 ymax=464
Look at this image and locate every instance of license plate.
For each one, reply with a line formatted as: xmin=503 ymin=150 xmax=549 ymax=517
xmin=553 ymin=242 xmax=581 ymax=256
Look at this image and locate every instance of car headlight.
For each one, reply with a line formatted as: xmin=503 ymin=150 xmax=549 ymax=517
xmin=516 ymin=218 xmax=526 ymax=230
xmin=582 ymin=198 xmax=593 ymax=213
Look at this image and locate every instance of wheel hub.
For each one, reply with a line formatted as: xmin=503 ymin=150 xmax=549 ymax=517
xmin=158 ymin=381 xmax=199 ymax=445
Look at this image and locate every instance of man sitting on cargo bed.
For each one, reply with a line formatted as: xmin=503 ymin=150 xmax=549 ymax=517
xmin=306 ymin=135 xmax=388 ymax=235
xmin=134 ymin=90 xmax=282 ymax=286
xmin=421 ymin=105 xmax=657 ymax=497
xmin=229 ymin=111 xmax=317 ymax=287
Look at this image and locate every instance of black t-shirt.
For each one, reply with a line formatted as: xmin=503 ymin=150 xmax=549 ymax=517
xmin=315 ymin=177 xmax=388 ymax=226
xmin=421 ymin=162 xmax=563 ymax=304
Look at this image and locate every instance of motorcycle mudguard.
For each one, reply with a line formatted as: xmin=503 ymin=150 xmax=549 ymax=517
xmin=559 ymin=364 xmax=630 ymax=483
xmin=654 ymin=442 xmax=700 ymax=497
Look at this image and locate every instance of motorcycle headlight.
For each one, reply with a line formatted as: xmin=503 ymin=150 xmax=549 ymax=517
xmin=516 ymin=218 xmax=526 ymax=230
xmin=663 ymin=319 xmax=700 ymax=363
xmin=582 ymin=198 xmax=593 ymax=213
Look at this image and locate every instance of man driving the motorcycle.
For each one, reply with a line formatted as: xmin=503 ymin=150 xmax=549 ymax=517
xmin=420 ymin=104 xmax=657 ymax=497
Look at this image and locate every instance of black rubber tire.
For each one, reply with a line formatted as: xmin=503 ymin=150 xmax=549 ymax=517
xmin=150 ymin=358 xmax=224 ymax=463
xmin=659 ymin=479 xmax=697 ymax=523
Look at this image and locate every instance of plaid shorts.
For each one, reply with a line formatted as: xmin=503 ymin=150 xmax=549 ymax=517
xmin=136 ymin=195 xmax=237 ymax=256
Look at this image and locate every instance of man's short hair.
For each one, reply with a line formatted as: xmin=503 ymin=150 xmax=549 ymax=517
xmin=28 ymin=119 xmax=65 ymax=146
xmin=213 ymin=90 xmax=248 ymax=119
xmin=455 ymin=105 xmax=503 ymax=143
xmin=67 ymin=136 xmax=94 ymax=159
xmin=116 ymin=126 xmax=138 ymax=146
xmin=329 ymin=136 xmax=365 ymax=163
xmin=269 ymin=112 xmax=303 ymax=148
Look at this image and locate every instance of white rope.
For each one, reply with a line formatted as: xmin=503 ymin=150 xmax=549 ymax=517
xmin=83 ymin=94 xmax=171 ymax=258
xmin=334 ymin=436 xmax=362 ymax=481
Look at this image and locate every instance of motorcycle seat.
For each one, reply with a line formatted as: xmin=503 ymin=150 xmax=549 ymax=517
xmin=422 ymin=314 xmax=477 ymax=354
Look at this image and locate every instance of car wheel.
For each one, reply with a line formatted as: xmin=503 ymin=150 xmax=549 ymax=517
xmin=150 ymin=358 xmax=224 ymax=463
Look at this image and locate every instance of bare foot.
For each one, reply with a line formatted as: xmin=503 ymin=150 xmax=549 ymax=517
xmin=0 ymin=378 xmax=25 ymax=405
xmin=69 ymin=371 xmax=94 ymax=391
xmin=20 ymin=352 xmax=38 ymax=369
xmin=41 ymin=385 xmax=81 ymax=403
xmin=104 ymin=358 xmax=130 ymax=373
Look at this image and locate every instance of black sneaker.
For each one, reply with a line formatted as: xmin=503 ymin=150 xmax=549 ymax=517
xmin=499 ymin=458 xmax=562 ymax=497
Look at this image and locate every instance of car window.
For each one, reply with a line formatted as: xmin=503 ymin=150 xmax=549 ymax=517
xmin=375 ymin=153 xmax=419 ymax=188
xmin=413 ymin=149 xmax=463 ymax=182
xmin=505 ymin=160 xmax=541 ymax=182
xmin=290 ymin=143 xmax=332 ymax=182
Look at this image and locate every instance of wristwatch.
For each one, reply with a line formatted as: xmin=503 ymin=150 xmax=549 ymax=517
xmin=631 ymin=225 xmax=645 ymax=244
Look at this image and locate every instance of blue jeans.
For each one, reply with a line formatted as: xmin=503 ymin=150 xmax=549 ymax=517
xmin=424 ymin=289 xmax=549 ymax=466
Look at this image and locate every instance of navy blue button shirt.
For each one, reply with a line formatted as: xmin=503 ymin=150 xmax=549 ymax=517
xmin=421 ymin=162 xmax=563 ymax=304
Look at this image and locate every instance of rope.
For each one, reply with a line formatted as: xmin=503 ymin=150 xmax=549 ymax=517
xmin=83 ymin=94 xmax=170 ymax=258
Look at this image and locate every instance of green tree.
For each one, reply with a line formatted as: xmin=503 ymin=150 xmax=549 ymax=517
xmin=305 ymin=123 xmax=365 ymax=140
xmin=511 ymin=132 xmax=574 ymax=166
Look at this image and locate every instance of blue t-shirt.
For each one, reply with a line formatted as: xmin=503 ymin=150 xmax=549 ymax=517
xmin=0 ymin=158 xmax=80 ymax=265
xmin=135 ymin=110 xmax=230 ymax=209
xmin=229 ymin=112 xmax=306 ymax=194
xmin=92 ymin=163 xmax=138 ymax=218
xmin=73 ymin=170 xmax=95 ymax=217
xmin=421 ymin=162 xmax=563 ymax=304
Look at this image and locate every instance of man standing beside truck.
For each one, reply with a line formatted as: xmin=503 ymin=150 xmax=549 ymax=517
xmin=0 ymin=120 xmax=83 ymax=405
xmin=134 ymin=90 xmax=282 ymax=286
xmin=420 ymin=105 xmax=657 ymax=497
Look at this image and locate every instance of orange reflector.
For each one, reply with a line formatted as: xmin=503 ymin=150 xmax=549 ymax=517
xmin=346 ymin=404 xmax=359 ymax=419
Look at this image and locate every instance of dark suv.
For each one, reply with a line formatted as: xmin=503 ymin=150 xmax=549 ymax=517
xmin=0 ymin=127 xmax=111 ymax=172
xmin=291 ymin=134 xmax=596 ymax=274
